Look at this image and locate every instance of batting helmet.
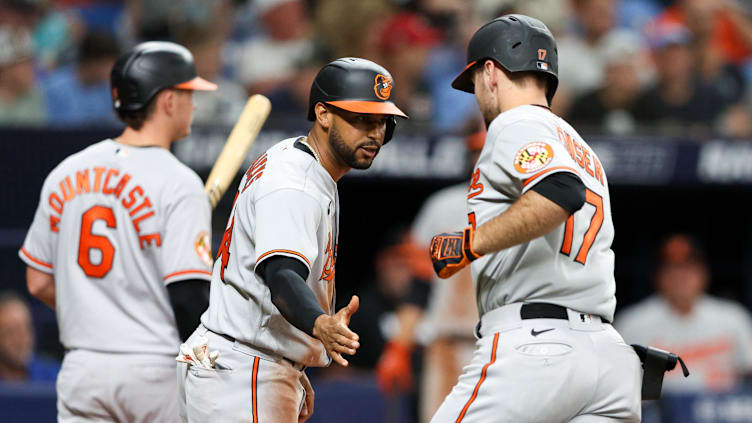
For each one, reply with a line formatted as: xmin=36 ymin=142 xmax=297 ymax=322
xmin=452 ymin=14 xmax=559 ymax=104
xmin=308 ymin=57 xmax=408 ymax=142
xmin=111 ymin=41 xmax=217 ymax=112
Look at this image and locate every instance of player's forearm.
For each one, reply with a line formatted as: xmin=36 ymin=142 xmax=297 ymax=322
xmin=473 ymin=190 xmax=569 ymax=255
xmin=260 ymin=257 xmax=325 ymax=337
xmin=26 ymin=266 xmax=55 ymax=309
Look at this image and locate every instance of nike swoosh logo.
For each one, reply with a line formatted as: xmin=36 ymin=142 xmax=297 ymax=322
xmin=530 ymin=328 xmax=555 ymax=337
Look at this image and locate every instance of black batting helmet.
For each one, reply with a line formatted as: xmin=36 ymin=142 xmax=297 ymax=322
xmin=308 ymin=57 xmax=408 ymax=142
xmin=452 ymin=14 xmax=559 ymax=104
xmin=110 ymin=41 xmax=216 ymax=112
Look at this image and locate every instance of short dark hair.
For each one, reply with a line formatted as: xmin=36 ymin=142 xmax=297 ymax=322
xmin=472 ymin=60 xmax=549 ymax=93
xmin=115 ymin=93 xmax=159 ymax=130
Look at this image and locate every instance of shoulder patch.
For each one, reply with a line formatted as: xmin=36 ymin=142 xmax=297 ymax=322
xmin=513 ymin=142 xmax=554 ymax=174
xmin=195 ymin=231 xmax=213 ymax=267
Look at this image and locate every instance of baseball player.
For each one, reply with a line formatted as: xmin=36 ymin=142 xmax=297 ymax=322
xmin=428 ymin=15 xmax=642 ymax=422
xmin=20 ymin=41 xmax=217 ymax=422
xmin=177 ymin=58 xmax=408 ymax=423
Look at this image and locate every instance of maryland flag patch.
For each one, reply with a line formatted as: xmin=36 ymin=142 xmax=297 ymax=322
xmin=513 ymin=142 xmax=554 ymax=173
xmin=195 ymin=231 xmax=213 ymax=267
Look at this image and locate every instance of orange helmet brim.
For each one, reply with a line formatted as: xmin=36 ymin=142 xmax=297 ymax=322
xmin=174 ymin=76 xmax=218 ymax=91
xmin=327 ymin=100 xmax=408 ymax=118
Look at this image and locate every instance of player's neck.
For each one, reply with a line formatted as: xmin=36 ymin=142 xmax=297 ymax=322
xmin=306 ymin=128 xmax=347 ymax=182
xmin=115 ymin=124 xmax=173 ymax=150
xmin=498 ymin=89 xmax=548 ymax=114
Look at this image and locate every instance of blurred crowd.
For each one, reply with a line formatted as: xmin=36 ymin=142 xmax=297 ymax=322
xmin=1 ymin=0 xmax=752 ymax=139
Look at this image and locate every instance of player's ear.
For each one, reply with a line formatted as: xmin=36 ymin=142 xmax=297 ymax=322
xmin=153 ymin=89 xmax=173 ymax=117
xmin=163 ymin=89 xmax=176 ymax=116
xmin=483 ymin=60 xmax=498 ymax=92
xmin=314 ymin=102 xmax=332 ymax=130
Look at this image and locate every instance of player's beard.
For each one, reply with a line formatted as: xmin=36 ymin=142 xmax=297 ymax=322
xmin=478 ymin=96 xmax=501 ymax=129
xmin=329 ymin=121 xmax=379 ymax=170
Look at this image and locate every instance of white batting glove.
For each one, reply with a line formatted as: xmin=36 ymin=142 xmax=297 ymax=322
xmin=176 ymin=336 xmax=219 ymax=369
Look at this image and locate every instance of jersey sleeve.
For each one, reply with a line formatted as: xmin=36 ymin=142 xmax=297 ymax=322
xmin=491 ymin=118 xmax=581 ymax=195
xmin=161 ymin=193 xmax=213 ymax=285
xmin=254 ymin=188 xmax=321 ymax=272
xmin=19 ymin=182 xmax=55 ymax=274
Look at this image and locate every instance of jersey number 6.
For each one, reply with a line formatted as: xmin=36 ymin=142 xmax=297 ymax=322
xmin=78 ymin=205 xmax=116 ymax=278
xmin=560 ymin=189 xmax=603 ymax=265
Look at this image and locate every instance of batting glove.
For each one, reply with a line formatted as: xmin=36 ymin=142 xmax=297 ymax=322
xmin=430 ymin=226 xmax=482 ymax=279
xmin=176 ymin=336 xmax=219 ymax=369
xmin=375 ymin=341 xmax=412 ymax=394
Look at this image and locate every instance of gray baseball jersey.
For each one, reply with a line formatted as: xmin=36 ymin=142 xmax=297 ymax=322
xmin=201 ymin=137 xmax=337 ymax=367
xmin=617 ymin=294 xmax=752 ymax=392
xmin=469 ymin=105 xmax=616 ymax=322
xmin=20 ymin=139 xmax=213 ymax=355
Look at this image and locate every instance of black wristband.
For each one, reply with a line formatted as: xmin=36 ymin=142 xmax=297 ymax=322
xmin=257 ymin=256 xmax=325 ymax=336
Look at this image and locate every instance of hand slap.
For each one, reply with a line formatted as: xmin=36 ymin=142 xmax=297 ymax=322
xmin=313 ymin=295 xmax=361 ymax=366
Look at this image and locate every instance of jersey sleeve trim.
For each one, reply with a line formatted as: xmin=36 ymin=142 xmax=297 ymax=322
xmin=257 ymin=249 xmax=312 ymax=270
xmin=163 ymin=269 xmax=212 ymax=283
xmin=19 ymin=246 xmax=53 ymax=271
xmin=522 ymin=166 xmax=580 ymax=188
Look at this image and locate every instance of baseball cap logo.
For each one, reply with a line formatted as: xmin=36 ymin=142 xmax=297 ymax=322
xmin=374 ymin=74 xmax=393 ymax=100
xmin=538 ymin=49 xmax=547 ymax=60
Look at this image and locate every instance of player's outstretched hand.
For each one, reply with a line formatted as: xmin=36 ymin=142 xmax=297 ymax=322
xmin=313 ymin=295 xmax=360 ymax=366
xmin=430 ymin=226 xmax=482 ymax=278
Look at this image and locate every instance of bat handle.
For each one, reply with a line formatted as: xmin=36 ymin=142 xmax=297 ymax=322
xmin=207 ymin=180 xmax=221 ymax=208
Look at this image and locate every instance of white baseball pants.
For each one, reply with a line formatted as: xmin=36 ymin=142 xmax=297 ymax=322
xmin=430 ymin=303 xmax=642 ymax=423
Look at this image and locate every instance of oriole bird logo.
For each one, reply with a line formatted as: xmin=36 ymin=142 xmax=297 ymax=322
xmin=374 ymin=74 xmax=393 ymax=100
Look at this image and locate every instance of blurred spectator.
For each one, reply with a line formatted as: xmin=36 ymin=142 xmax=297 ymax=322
xmin=313 ymin=0 xmax=393 ymax=60
xmin=0 ymin=291 xmax=59 ymax=382
xmin=377 ymin=12 xmax=441 ymax=122
xmin=616 ymin=234 xmax=752 ymax=392
xmin=0 ymin=26 xmax=47 ymax=126
xmin=234 ymin=0 xmax=313 ymax=95
xmin=632 ymin=25 xmax=727 ymax=137
xmin=180 ymin=26 xmax=247 ymax=126
xmin=422 ymin=1 xmax=484 ymax=132
xmin=41 ymin=30 xmax=120 ymax=127
xmin=123 ymin=0 xmax=231 ymax=43
xmin=652 ymin=0 xmax=752 ymax=66
xmin=0 ymin=0 xmax=79 ymax=71
xmin=556 ymin=0 xmax=647 ymax=115
xmin=266 ymin=53 xmax=327 ymax=118
xmin=567 ymin=31 xmax=648 ymax=135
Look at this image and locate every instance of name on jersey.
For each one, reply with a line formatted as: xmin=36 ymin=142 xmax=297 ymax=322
xmin=242 ymin=153 xmax=267 ymax=193
xmin=556 ymin=127 xmax=605 ymax=186
xmin=48 ymin=166 xmax=161 ymax=248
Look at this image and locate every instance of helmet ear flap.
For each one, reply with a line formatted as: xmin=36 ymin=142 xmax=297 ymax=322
xmin=384 ymin=116 xmax=396 ymax=143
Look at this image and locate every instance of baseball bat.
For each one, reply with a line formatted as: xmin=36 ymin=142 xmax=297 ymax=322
xmin=204 ymin=94 xmax=272 ymax=209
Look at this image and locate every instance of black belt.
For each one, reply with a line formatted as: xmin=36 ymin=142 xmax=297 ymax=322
xmin=520 ymin=302 xmax=610 ymax=324
xmin=213 ymin=331 xmax=306 ymax=371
